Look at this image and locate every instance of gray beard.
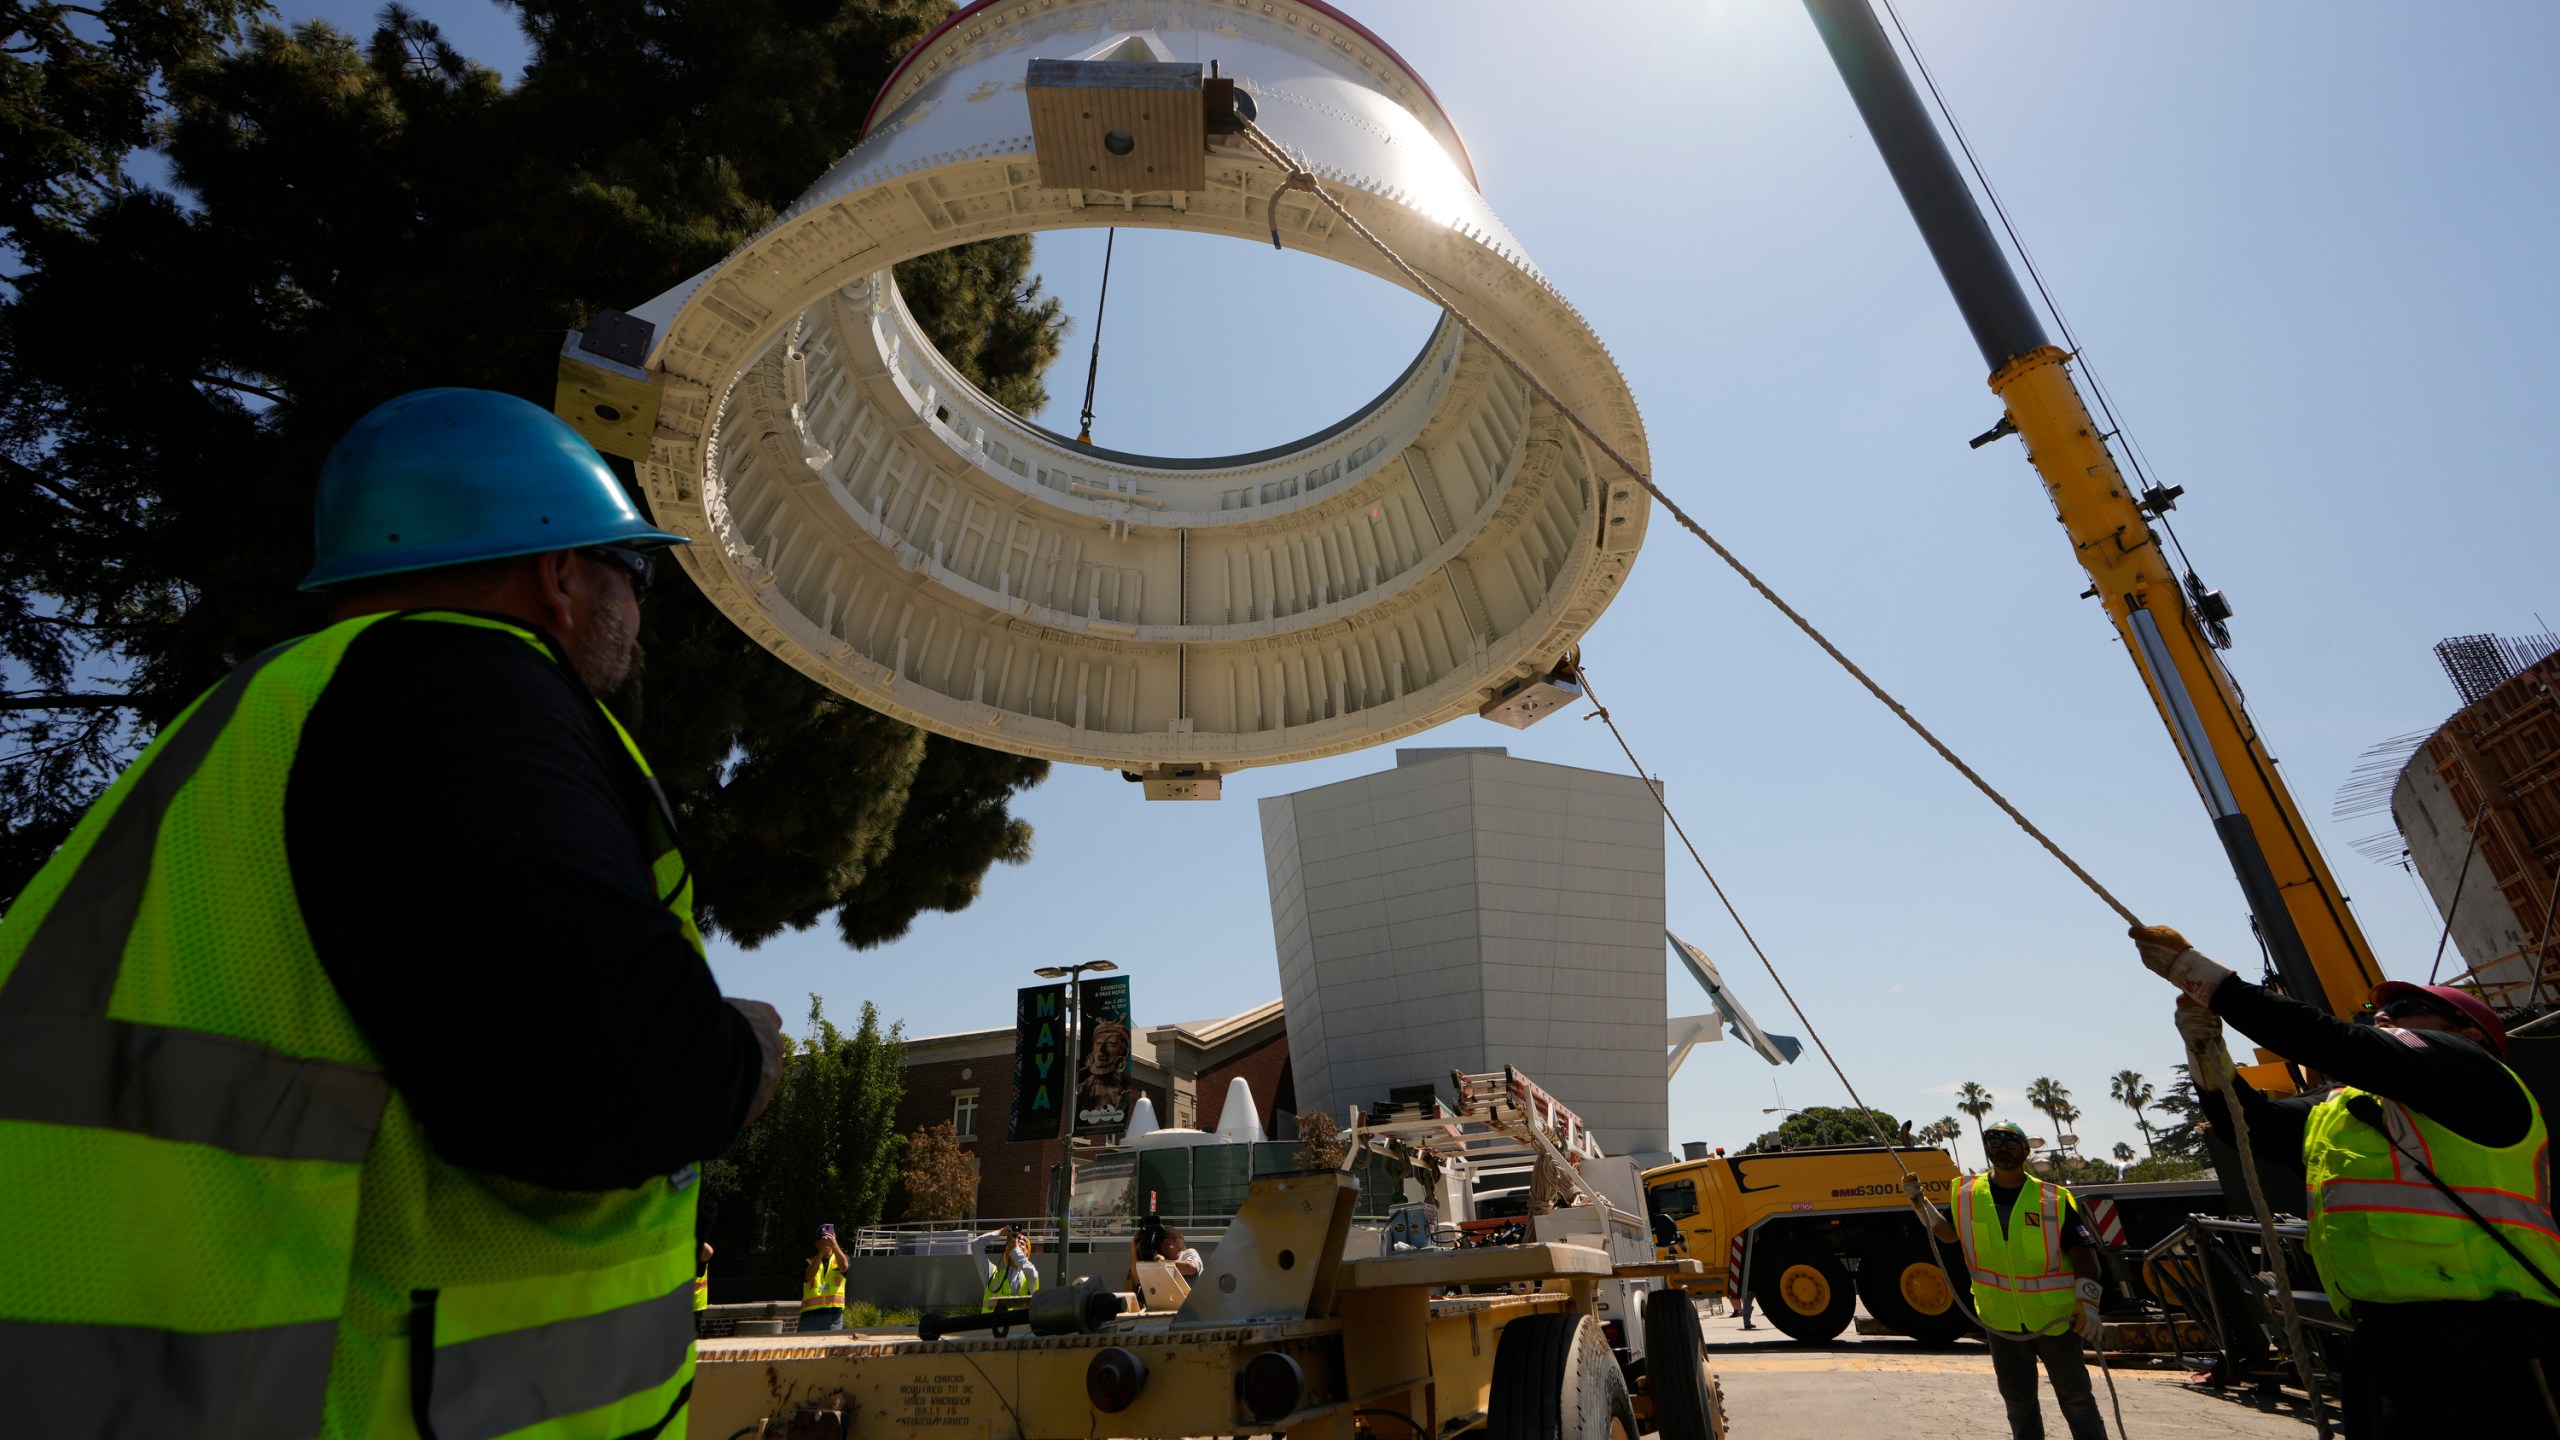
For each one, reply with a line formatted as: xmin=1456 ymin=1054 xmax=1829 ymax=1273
xmin=573 ymin=602 xmax=645 ymax=731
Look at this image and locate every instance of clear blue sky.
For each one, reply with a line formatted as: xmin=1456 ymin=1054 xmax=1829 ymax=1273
xmin=299 ymin=0 xmax=2559 ymax=1168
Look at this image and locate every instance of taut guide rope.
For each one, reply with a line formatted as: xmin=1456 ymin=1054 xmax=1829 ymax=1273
xmin=1237 ymin=117 xmax=2342 ymax=1437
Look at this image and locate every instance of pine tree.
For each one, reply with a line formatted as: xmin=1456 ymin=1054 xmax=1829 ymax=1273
xmin=0 ymin=0 xmax=1064 ymax=946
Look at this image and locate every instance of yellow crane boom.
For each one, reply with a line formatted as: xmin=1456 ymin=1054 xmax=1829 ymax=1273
xmin=1801 ymin=0 xmax=2385 ymax=1015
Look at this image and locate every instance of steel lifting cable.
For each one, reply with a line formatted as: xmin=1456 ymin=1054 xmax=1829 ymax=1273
xmin=1234 ymin=118 xmax=2340 ymax=1437
xmin=1075 ymin=227 xmax=1118 ymax=445
xmin=1569 ymin=659 xmax=2133 ymax=1440
xmin=1237 ymin=120 xmax=2139 ymax=934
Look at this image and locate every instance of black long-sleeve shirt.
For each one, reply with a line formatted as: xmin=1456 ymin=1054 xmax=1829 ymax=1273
xmin=284 ymin=611 xmax=762 ymax=1191
xmin=2200 ymin=974 xmax=2529 ymax=1157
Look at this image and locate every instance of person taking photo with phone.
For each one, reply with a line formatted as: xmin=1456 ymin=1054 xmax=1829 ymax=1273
xmin=800 ymin=1225 xmax=852 ymax=1333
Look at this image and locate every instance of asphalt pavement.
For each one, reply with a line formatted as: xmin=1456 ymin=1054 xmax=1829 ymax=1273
xmin=1697 ymin=1307 xmax=2319 ymax=1438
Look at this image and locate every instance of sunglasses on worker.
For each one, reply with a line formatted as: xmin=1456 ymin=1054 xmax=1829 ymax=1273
xmin=2378 ymin=995 xmax=2465 ymax=1026
xmin=1983 ymin=1133 xmax=2028 ymax=1149
xmin=581 ymin=544 xmax=654 ymax=598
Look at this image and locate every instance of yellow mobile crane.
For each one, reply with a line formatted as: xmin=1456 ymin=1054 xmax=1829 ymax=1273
xmin=1801 ymin=0 xmax=2385 ymax=1018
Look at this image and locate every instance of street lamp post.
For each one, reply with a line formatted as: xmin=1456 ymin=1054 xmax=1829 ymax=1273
xmin=1760 ymin=1106 xmax=1801 ymax=1152
xmin=1032 ymin=959 xmax=1117 ymax=1279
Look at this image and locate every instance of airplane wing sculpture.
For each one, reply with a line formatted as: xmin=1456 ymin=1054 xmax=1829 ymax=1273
xmin=1667 ymin=930 xmax=1804 ymax=1075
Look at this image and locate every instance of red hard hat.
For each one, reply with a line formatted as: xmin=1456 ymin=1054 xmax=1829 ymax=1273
xmin=2370 ymin=981 xmax=2509 ymax=1056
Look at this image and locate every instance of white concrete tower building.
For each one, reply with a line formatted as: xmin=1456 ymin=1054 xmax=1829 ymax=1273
xmin=1260 ymin=748 xmax=1668 ymax=1158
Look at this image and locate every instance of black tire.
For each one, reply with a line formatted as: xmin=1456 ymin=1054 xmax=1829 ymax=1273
xmin=1750 ymin=1239 xmax=1856 ymax=1344
xmin=1488 ymin=1312 xmax=1641 ymax=1440
xmin=1854 ymin=1241 xmax=1972 ymax=1347
xmin=1639 ymin=1290 xmax=1728 ymax=1440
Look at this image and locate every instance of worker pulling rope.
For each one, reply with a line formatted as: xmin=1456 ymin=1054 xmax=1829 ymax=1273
xmin=1235 ymin=118 xmax=2335 ymax=1437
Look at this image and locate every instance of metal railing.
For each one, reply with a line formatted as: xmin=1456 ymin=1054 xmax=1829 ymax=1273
xmin=850 ymin=1215 xmax=1236 ymax=1256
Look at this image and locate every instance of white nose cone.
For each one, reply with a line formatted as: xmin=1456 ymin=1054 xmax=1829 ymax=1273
xmin=1214 ymin=1077 xmax=1266 ymax=1144
xmin=1124 ymin=1095 xmax=1160 ymax=1143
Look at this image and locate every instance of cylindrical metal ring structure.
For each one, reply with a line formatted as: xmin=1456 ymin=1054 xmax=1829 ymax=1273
xmin=618 ymin=0 xmax=1650 ymax=789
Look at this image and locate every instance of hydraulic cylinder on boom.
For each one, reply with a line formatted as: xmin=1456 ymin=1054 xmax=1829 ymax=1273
xmin=1800 ymin=0 xmax=2384 ymax=1017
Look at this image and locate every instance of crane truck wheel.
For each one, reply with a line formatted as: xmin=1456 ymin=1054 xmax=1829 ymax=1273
xmin=1488 ymin=1313 xmax=1641 ymax=1440
xmin=1750 ymin=1239 xmax=1857 ymax=1344
xmin=1638 ymin=1291 xmax=1729 ymax=1440
xmin=1854 ymin=1240 xmax=1972 ymax=1347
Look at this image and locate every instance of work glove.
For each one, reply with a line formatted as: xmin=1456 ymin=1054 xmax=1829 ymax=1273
xmin=2174 ymin=999 xmax=2225 ymax=1051
xmin=2075 ymin=1278 xmax=2105 ymax=1346
xmin=2176 ymin=998 xmax=2235 ymax=1090
xmin=1904 ymin=1175 xmax=1943 ymax=1230
xmin=2130 ymin=923 xmax=2235 ymax=1005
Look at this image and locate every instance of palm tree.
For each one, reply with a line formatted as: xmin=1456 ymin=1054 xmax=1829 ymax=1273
xmin=2025 ymin=1077 xmax=2073 ymax=1154
xmin=2110 ymin=1069 xmax=2159 ymax=1154
xmin=1917 ymin=1117 xmax=1962 ymax=1148
xmin=2113 ymin=1141 xmax=2136 ymax=1164
xmin=1956 ymin=1081 xmax=1995 ymax=1162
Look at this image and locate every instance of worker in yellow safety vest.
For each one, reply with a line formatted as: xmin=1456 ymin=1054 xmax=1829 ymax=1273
xmin=0 ymin=387 xmax=788 ymax=1437
xmin=695 ymin=1241 xmax=715 ymax=1335
xmin=801 ymin=1225 xmax=852 ymax=1332
xmin=1912 ymin=1119 xmax=2107 ymax=1440
xmin=980 ymin=1226 xmax=1041 ymax=1310
xmin=2134 ymin=924 xmax=2560 ymax=1437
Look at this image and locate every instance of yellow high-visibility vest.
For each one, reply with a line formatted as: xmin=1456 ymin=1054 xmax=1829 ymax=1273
xmin=2304 ymin=1077 xmax=2560 ymax=1313
xmin=1952 ymin=1174 xmax=2080 ymax=1336
xmin=802 ymin=1256 xmax=847 ymax=1312
xmin=0 ymin=611 xmax=706 ymax=1439
xmin=983 ymin=1257 xmax=1040 ymax=1309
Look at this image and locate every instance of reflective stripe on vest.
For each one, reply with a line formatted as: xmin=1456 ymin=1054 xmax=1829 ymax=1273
xmin=694 ymin=1268 xmax=711 ymax=1310
xmin=2304 ymin=1079 xmax=2560 ymax=1311
xmin=1953 ymin=1175 xmax=2078 ymax=1334
xmin=984 ymin=1261 xmax=1037 ymax=1304
xmin=0 ymin=611 xmax=708 ymax=1439
xmin=0 ymin=630 xmax=387 ymax=1438
xmin=803 ymin=1258 xmax=847 ymax=1311
xmin=422 ymin=1280 xmax=699 ymax=1440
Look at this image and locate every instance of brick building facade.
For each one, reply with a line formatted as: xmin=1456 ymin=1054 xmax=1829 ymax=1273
xmin=888 ymin=998 xmax=1289 ymax=1221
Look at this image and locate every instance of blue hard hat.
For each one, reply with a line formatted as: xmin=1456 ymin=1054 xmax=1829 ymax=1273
xmin=301 ymin=388 xmax=686 ymax=590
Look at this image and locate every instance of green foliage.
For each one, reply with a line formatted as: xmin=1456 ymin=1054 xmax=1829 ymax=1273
xmin=708 ymin=997 xmax=909 ymax=1250
xmin=1916 ymin=1116 xmax=1962 ymax=1147
xmin=0 ymin=0 xmax=1063 ymax=942
xmin=841 ymin=1300 xmax=920 ymax=1328
xmin=1741 ymin=1105 xmax=1902 ymax=1154
xmin=0 ymin=0 xmax=264 ymax=238
xmin=2123 ymin=1154 xmax=2210 ymax=1183
xmin=2024 ymin=1077 xmax=2076 ymax=1150
xmin=2110 ymin=1069 xmax=2158 ymax=1153
xmin=893 ymin=242 xmax=1065 ymax=416
xmin=2145 ymin=1065 xmax=2211 ymax=1164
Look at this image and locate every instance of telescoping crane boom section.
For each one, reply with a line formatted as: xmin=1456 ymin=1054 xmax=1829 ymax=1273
xmin=1800 ymin=0 xmax=2385 ymax=1016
